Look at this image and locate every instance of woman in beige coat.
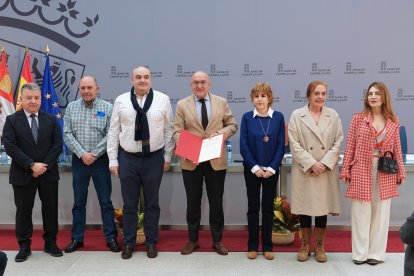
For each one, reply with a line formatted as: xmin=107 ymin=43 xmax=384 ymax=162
xmin=288 ymin=80 xmax=343 ymax=263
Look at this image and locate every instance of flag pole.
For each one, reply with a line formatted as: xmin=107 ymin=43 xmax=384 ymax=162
xmin=13 ymin=47 xmax=29 ymax=104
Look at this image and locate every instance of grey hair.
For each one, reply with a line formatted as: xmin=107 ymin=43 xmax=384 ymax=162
xmin=21 ymin=82 xmax=41 ymax=92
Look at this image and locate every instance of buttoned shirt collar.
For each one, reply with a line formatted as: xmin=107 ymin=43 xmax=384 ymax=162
xmin=23 ymin=110 xmax=39 ymax=118
xmin=253 ymin=107 xmax=274 ymax=118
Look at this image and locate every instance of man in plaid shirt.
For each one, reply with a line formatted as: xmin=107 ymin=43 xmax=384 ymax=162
xmin=63 ymin=76 xmax=121 ymax=253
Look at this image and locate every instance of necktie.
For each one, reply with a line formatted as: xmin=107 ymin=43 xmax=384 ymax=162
xmin=30 ymin=114 xmax=38 ymax=143
xmin=199 ymin=99 xmax=208 ymax=130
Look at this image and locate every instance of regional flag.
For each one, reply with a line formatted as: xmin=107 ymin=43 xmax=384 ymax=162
xmin=15 ymin=51 xmax=34 ymax=111
xmin=0 ymin=50 xmax=15 ymax=136
xmin=40 ymin=53 xmax=68 ymax=161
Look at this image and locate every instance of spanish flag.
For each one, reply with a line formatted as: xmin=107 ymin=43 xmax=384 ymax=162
xmin=0 ymin=49 xmax=15 ymax=136
xmin=15 ymin=50 xmax=34 ymax=111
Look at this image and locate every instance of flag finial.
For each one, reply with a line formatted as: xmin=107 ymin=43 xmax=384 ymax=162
xmin=45 ymin=45 xmax=50 ymax=55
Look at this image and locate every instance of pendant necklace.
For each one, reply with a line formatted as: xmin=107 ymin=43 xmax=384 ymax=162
xmin=258 ymin=116 xmax=271 ymax=143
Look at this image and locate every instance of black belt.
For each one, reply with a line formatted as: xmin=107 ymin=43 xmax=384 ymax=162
xmin=120 ymin=147 xmax=163 ymax=158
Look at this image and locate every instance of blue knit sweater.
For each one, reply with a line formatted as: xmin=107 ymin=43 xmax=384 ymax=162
xmin=240 ymin=110 xmax=285 ymax=171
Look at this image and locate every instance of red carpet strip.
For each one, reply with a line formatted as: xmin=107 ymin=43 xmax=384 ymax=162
xmin=0 ymin=229 xmax=404 ymax=252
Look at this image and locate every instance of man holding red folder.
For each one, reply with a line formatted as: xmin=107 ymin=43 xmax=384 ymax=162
xmin=174 ymin=71 xmax=238 ymax=255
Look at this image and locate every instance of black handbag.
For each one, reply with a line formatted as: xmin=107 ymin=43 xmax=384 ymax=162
xmin=377 ymin=151 xmax=398 ymax=174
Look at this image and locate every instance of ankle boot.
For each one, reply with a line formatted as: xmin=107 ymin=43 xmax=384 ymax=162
xmin=314 ymin=227 xmax=327 ymax=263
xmin=297 ymin=228 xmax=311 ymax=262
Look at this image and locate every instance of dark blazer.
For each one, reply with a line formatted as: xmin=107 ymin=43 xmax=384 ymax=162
xmin=401 ymin=211 xmax=414 ymax=276
xmin=3 ymin=109 xmax=62 ymax=186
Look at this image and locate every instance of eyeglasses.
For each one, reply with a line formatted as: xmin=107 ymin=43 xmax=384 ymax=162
xmin=191 ymin=81 xmax=208 ymax=87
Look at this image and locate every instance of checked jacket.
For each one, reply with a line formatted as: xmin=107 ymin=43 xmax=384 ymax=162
xmin=340 ymin=112 xmax=406 ymax=201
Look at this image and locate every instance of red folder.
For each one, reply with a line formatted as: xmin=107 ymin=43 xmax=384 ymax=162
xmin=175 ymin=130 xmax=224 ymax=163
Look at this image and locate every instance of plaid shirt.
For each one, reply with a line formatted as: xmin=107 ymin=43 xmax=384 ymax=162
xmin=340 ymin=112 xmax=406 ymax=201
xmin=63 ymin=98 xmax=113 ymax=158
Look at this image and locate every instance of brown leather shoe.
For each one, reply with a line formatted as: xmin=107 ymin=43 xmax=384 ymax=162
xmin=212 ymin=242 xmax=228 ymax=255
xmin=247 ymin=251 xmax=257 ymax=259
xmin=264 ymin=252 xmax=274 ymax=260
xmin=181 ymin=241 xmax=199 ymax=255
xmin=121 ymin=245 xmax=134 ymax=259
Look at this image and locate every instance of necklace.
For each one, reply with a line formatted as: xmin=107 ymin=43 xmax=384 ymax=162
xmin=258 ymin=117 xmax=271 ymax=143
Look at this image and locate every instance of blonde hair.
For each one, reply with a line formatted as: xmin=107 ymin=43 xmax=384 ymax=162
xmin=250 ymin=82 xmax=273 ymax=108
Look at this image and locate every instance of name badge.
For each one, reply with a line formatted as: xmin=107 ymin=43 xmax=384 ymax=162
xmin=95 ymin=111 xmax=105 ymax=118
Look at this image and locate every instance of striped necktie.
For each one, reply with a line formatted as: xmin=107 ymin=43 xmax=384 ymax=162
xmin=30 ymin=114 xmax=38 ymax=143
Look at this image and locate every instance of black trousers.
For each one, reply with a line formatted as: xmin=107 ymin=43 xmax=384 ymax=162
xmin=244 ymin=167 xmax=278 ymax=252
xmin=119 ymin=149 xmax=164 ymax=246
xmin=182 ymin=162 xmax=226 ymax=242
xmin=0 ymin=251 xmax=7 ymax=276
xmin=12 ymin=178 xmax=59 ymax=248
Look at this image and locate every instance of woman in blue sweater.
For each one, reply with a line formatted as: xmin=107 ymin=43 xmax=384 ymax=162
xmin=240 ymin=82 xmax=285 ymax=260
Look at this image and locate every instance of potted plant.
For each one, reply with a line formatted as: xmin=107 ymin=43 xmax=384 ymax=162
xmin=272 ymin=194 xmax=300 ymax=245
xmin=114 ymin=208 xmax=145 ymax=245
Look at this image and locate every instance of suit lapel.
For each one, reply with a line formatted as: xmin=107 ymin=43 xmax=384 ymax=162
xmin=207 ymin=93 xmax=218 ymax=131
xmin=185 ymin=96 xmax=203 ymax=130
xmin=317 ymin=107 xmax=332 ymax=135
xmin=37 ymin=111 xmax=47 ymax=143
xmin=18 ymin=110 xmax=37 ymax=146
xmin=382 ymin=119 xmax=397 ymax=146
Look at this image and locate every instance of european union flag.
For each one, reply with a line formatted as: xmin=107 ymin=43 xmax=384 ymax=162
xmin=40 ymin=54 xmax=68 ymax=162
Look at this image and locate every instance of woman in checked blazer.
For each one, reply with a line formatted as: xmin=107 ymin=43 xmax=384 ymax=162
xmin=340 ymin=81 xmax=406 ymax=266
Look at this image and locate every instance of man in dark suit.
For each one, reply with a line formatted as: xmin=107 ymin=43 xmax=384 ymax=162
xmin=3 ymin=83 xmax=63 ymax=262
xmin=0 ymin=251 xmax=7 ymax=276
xmin=174 ymin=71 xmax=238 ymax=255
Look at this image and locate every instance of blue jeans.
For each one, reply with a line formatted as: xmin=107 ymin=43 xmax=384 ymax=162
xmin=71 ymin=154 xmax=117 ymax=241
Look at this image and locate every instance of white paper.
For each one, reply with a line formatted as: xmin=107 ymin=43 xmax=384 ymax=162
xmin=198 ymin=134 xmax=224 ymax=163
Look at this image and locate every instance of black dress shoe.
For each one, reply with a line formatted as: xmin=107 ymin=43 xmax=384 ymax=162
xmin=65 ymin=240 xmax=84 ymax=253
xmin=121 ymin=245 xmax=134 ymax=259
xmin=15 ymin=247 xmax=31 ymax=262
xmin=367 ymin=258 xmax=379 ymax=265
xmin=44 ymin=244 xmax=63 ymax=257
xmin=147 ymin=244 xmax=158 ymax=258
xmin=353 ymin=259 xmax=366 ymax=265
xmin=107 ymin=239 xmax=121 ymax=252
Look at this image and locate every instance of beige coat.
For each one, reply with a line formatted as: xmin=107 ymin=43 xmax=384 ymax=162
xmin=288 ymin=105 xmax=343 ymax=216
xmin=173 ymin=93 xmax=238 ymax=171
